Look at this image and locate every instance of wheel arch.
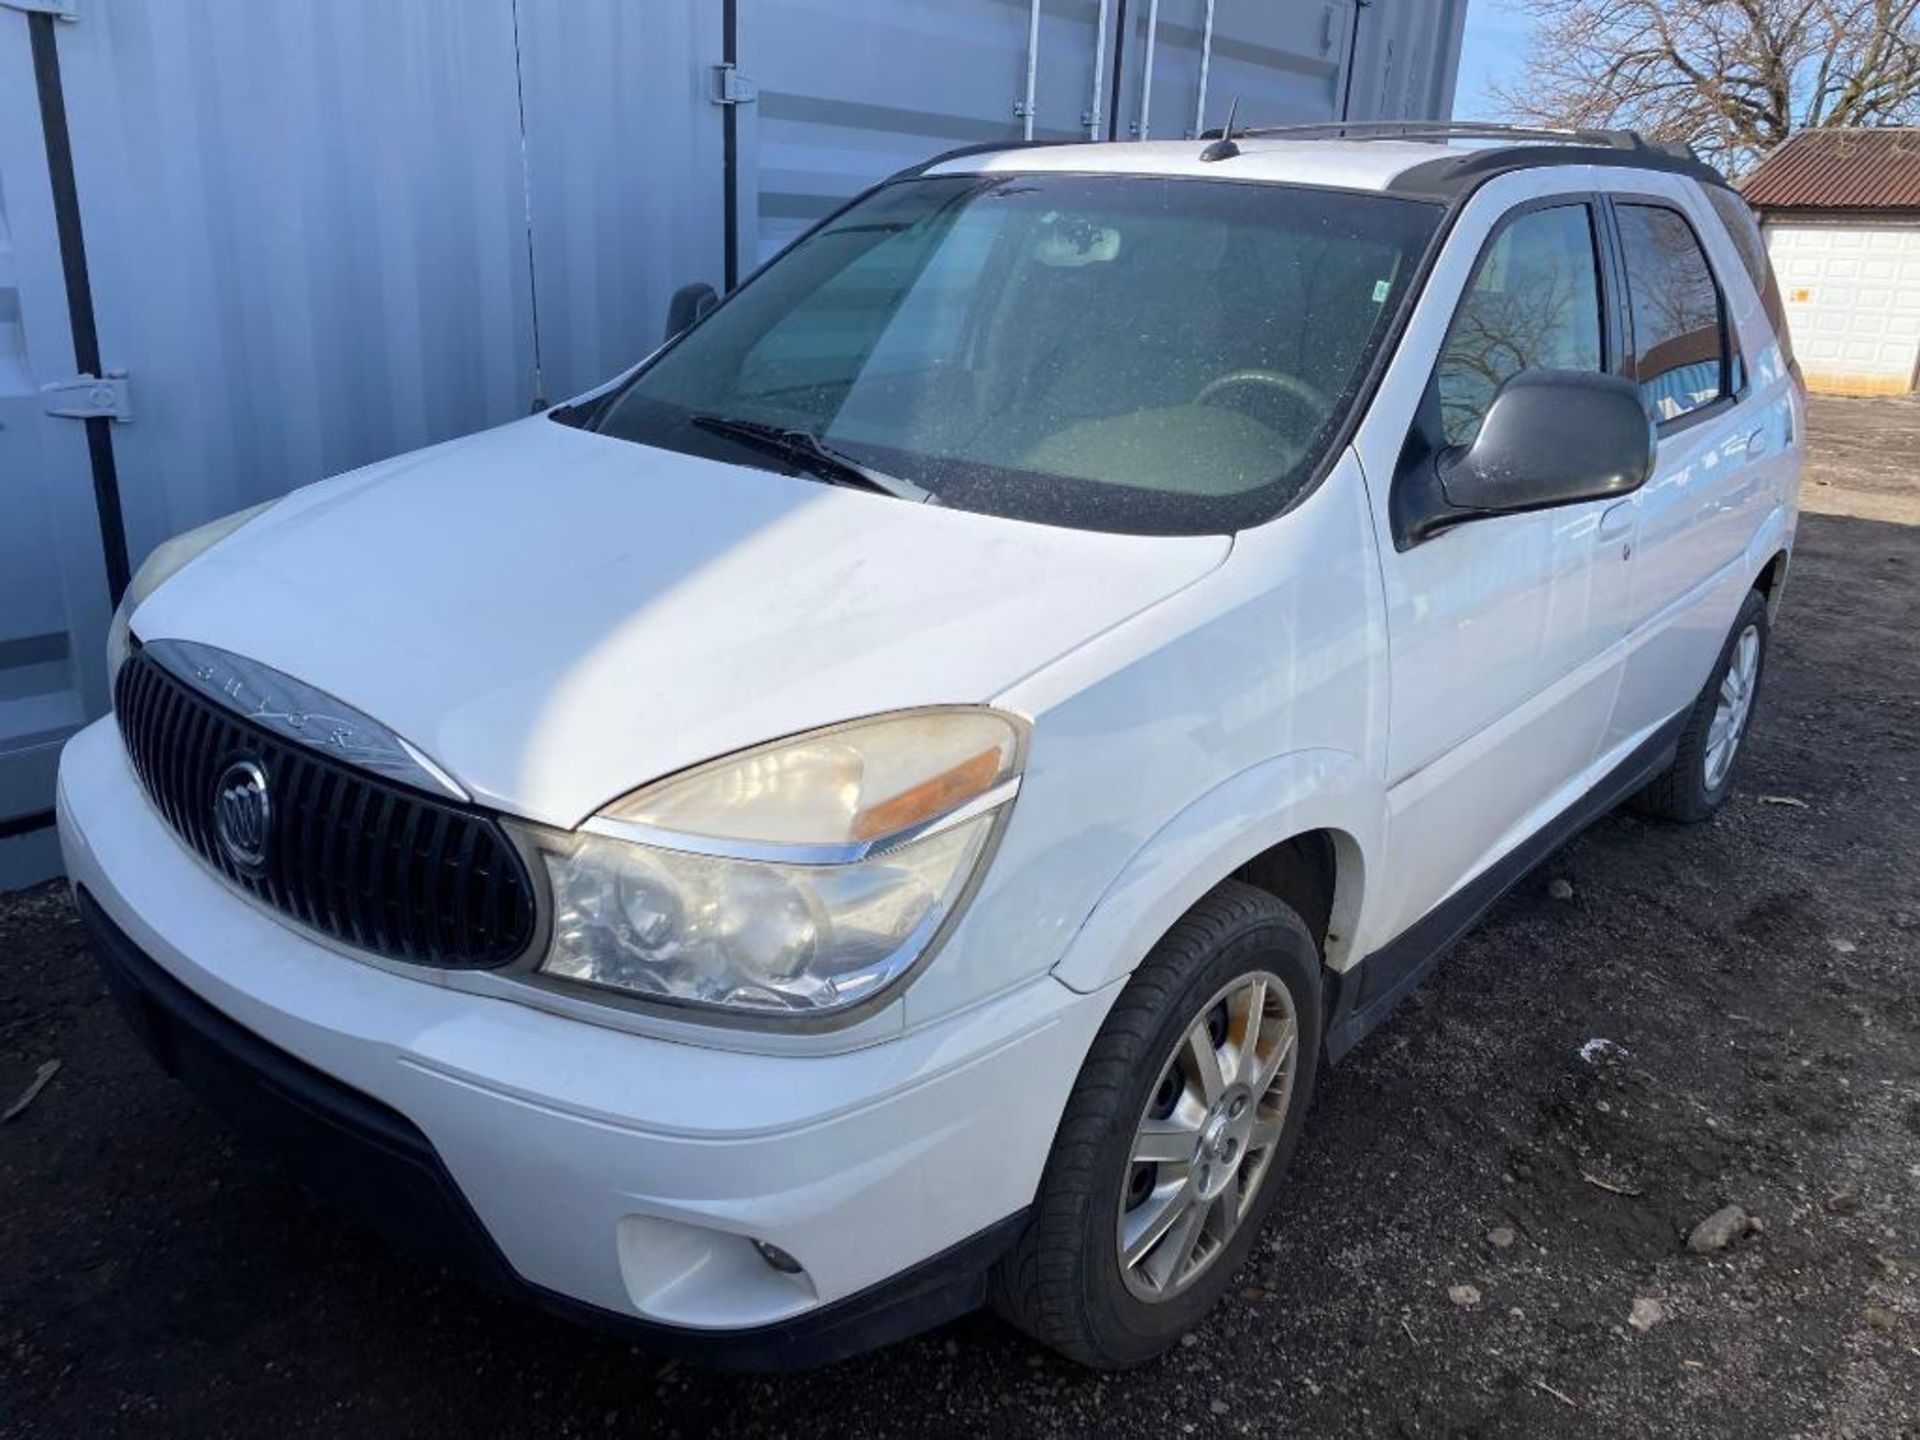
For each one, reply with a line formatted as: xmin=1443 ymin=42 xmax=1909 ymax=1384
xmin=1753 ymin=545 xmax=1791 ymax=618
xmin=1048 ymin=748 xmax=1380 ymax=997
xmin=1744 ymin=504 xmax=1794 ymax=620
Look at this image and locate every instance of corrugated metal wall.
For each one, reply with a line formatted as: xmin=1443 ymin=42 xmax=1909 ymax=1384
xmin=739 ymin=1 xmax=1468 ymax=263
xmin=54 ymin=1 xmax=541 ymax=565
xmin=741 ymin=0 xmax=1095 ymax=261
xmin=0 ymin=0 xmax=1464 ymax=887
xmin=516 ymin=0 xmax=725 ymax=400
xmin=0 ymin=37 xmax=101 ymax=888
xmin=1344 ymin=0 xmax=1469 ymax=127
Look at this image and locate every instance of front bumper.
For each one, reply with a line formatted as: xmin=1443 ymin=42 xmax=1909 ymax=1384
xmin=57 ymin=717 xmax=1115 ymax=1364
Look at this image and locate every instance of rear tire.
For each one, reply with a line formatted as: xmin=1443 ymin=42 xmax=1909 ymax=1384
xmin=1632 ymin=588 xmax=1770 ymax=823
xmin=990 ymin=881 xmax=1322 ymax=1369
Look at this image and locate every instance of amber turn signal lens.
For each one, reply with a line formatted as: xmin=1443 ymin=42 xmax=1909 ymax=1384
xmin=851 ymin=747 xmax=1002 ymax=841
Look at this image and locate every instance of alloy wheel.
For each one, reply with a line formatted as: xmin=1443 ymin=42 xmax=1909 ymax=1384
xmin=1703 ymin=623 xmax=1762 ymax=791
xmin=1116 ymin=969 xmax=1298 ymax=1303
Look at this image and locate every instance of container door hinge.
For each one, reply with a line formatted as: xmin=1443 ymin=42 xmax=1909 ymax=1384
xmin=41 ymin=371 xmax=132 ymax=422
xmin=0 ymin=0 xmax=77 ymax=18
xmin=710 ymin=63 xmax=758 ymax=106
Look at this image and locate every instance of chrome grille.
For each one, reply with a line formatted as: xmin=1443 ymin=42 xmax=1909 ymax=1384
xmin=114 ymin=649 xmax=536 ymax=968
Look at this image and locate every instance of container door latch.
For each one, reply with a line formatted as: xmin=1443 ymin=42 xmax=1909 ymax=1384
xmin=41 ymin=371 xmax=133 ymax=423
xmin=711 ymin=63 xmax=759 ymax=106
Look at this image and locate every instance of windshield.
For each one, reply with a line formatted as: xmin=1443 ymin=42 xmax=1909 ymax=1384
xmin=592 ymin=174 xmax=1441 ymax=535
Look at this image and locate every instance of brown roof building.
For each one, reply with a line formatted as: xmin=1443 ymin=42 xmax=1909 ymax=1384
xmin=1741 ymin=129 xmax=1920 ymax=395
xmin=1744 ymin=127 xmax=1920 ymax=214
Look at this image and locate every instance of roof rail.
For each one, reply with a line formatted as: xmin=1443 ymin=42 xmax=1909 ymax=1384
xmin=1199 ymin=118 xmax=1695 ymax=158
xmin=890 ymin=119 xmax=1729 ymax=202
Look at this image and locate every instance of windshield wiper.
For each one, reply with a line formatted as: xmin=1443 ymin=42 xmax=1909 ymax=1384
xmin=689 ymin=415 xmax=931 ymax=502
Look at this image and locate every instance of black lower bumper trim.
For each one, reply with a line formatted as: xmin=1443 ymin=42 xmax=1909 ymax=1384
xmin=78 ymin=888 xmax=1025 ymax=1369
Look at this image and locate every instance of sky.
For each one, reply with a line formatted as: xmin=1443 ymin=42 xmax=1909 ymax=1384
xmin=1453 ymin=1 xmax=1535 ymax=121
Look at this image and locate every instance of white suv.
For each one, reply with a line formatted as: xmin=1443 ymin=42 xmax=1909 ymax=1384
xmin=57 ymin=124 xmax=1801 ymax=1369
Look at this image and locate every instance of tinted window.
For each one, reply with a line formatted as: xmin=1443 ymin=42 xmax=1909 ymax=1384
xmin=1704 ymin=184 xmax=1795 ymax=371
xmin=1616 ymin=203 xmax=1728 ymax=422
xmin=1435 ymin=204 xmax=1603 ymax=447
xmin=591 ymin=175 xmax=1440 ymax=535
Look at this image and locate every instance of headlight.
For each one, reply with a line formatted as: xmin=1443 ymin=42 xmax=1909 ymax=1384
xmin=520 ymin=709 xmax=1025 ymax=1020
xmin=107 ymin=499 xmax=279 ymax=683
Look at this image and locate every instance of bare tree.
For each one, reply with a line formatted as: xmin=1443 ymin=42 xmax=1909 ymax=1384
xmin=1492 ymin=0 xmax=1920 ymax=173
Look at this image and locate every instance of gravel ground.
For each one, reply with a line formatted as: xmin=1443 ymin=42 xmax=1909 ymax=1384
xmin=4 ymin=397 xmax=1918 ymax=1438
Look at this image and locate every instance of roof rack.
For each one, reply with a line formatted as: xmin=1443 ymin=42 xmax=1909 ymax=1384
xmin=1198 ymin=119 xmax=1693 ymax=157
xmin=896 ymin=120 xmax=1729 ymax=202
xmin=1188 ymin=118 xmax=1728 ymax=197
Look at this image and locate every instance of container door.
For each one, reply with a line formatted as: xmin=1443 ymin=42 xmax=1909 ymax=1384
xmin=728 ymin=0 xmax=1118 ymax=275
xmin=1111 ymin=0 xmax=1355 ymax=141
xmin=45 ymin=0 xmax=540 ymax=574
xmin=1203 ymin=1 xmax=1357 ymax=129
xmin=1115 ymin=0 xmax=1210 ymax=140
xmin=1028 ymin=0 xmax=1128 ymax=144
xmin=514 ymin=0 xmax=727 ymax=396
xmin=0 ymin=9 xmax=117 ymax=887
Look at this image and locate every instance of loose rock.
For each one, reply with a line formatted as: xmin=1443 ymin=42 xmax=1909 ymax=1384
xmin=1547 ymin=877 xmax=1575 ymax=902
xmin=1448 ymin=1283 xmax=1482 ymax=1308
xmin=1577 ymin=1038 xmax=1629 ymax=1065
xmin=1686 ymin=1203 xmax=1751 ymax=1254
xmin=1488 ymin=1226 xmax=1517 ymax=1249
xmin=1628 ymin=1297 xmax=1666 ymax=1332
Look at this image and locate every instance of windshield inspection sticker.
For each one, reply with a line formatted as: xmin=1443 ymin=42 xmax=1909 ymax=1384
xmin=1371 ymin=278 xmax=1392 ymax=304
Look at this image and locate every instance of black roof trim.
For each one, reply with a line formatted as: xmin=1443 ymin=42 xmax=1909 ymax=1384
xmin=1387 ymin=142 xmax=1729 ymax=201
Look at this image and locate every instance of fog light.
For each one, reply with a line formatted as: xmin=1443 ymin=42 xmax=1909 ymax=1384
xmin=752 ymin=1238 xmax=804 ymax=1275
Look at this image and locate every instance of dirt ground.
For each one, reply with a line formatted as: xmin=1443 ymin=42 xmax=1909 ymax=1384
xmin=3 ymin=397 xmax=1918 ymax=1439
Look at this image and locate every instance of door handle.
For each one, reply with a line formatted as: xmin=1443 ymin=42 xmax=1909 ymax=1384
xmin=1597 ymin=500 xmax=1635 ymax=542
xmin=1745 ymin=428 xmax=1769 ymax=462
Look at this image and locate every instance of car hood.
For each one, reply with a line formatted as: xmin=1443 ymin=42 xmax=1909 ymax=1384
xmin=132 ymin=417 xmax=1231 ymax=826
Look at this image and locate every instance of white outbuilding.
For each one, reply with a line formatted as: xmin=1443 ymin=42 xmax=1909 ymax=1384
xmin=1744 ymin=128 xmax=1920 ymax=397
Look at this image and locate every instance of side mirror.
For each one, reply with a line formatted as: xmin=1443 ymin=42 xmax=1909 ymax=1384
xmin=1396 ymin=369 xmax=1653 ymax=546
xmin=1442 ymin=369 xmax=1653 ymax=512
xmin=664 ymin=281 xmax=719 ymax=343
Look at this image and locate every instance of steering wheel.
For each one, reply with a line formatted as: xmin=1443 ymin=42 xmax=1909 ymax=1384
xmin=1195 ymin=368 xmax=1331 ymax=417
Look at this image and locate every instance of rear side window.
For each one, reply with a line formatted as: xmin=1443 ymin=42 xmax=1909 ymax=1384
xmin=1435 ymin=203 xmax=1605 ymax=447
xmin=1615 ymin=203 xmax=1729 ymax=423
xmin=1703 ymin=184 xmax=1797 ymax=372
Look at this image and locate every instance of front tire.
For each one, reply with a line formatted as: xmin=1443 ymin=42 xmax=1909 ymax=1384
xmin=990 ymin=881 xmax=1322 ymax=1368
xmin=1632 ymin=588 xmax=1771 ymax=823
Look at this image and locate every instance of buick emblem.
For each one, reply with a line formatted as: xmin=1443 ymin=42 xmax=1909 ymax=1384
xmin=213 ymin=758 xmax=272 ymax=872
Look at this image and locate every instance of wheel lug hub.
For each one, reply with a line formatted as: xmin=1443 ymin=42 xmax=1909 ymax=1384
xmin=1193 ymin=1088 xmax=1256 ymax=1201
